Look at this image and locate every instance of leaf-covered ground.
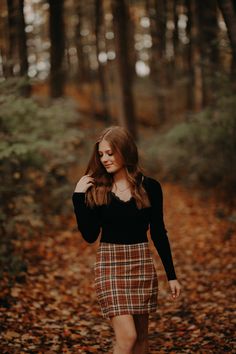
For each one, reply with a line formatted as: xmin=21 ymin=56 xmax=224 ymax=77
xmin=0 ymin=183 xmax=235 ymax=353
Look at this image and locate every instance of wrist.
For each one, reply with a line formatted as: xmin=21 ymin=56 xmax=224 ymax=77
xmin=74 ymin=187 xmax=86 ymax=193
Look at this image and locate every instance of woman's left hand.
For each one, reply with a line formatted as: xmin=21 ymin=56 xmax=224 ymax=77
xmin=168 ymin=279 xmax=181 ymax=299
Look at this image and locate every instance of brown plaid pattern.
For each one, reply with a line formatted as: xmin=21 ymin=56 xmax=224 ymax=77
xmin=94 ymin=242 xmax=158 ymax=319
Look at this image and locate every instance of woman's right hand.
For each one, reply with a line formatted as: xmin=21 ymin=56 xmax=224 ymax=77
xmin=74 ymin=175 xmax=95 ymax=193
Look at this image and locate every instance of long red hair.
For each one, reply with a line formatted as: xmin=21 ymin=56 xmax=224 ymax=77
xmin=85 ymin=126 xmax=150 ymax=209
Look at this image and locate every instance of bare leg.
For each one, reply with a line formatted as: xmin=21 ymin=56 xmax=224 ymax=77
xmin=111 ymin=314 xmax=137 ymax=354
xmin=133 ymin=314 xmax=149 ymax=354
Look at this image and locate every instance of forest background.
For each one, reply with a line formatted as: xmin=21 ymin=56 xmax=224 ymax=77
xmin=0 ymin=0 xmax=235 ymax=353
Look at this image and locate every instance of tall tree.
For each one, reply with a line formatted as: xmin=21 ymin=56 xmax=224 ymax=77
xmin=198 ymin=0 xmax=218 ymax=104
xmin=173 ymin=0 xmax=179 ymax=58
xmin=75 ymin=1 xmax=91 ymax=82
xmin=146 ymin=0 xmax=168 ymax=123
xmin=156 ymin=0 xmax=167 ymax=60
xmin=95 ymin=0 xmax=110 ymax=121
xmin=49 ymin=0 xmax=65 ymax=97
xmin=0 ymin=1 xmax=8 ymax=78
xmin=6 ymin=0 xmax=17 ymax=76
xmin=198 ymin=0 xmax=219 ymax=67
xmin=127 ymin=3 xmax=136 ymax=78
xmin=17 ymin=0 xmax=30 ymax=95
xmin=186 ymin=0 xmax=204 ymax=111
xmin=217 ymin=0 xmax=236 ymax=74
xmin=5 ymin=0 xmax=29 ymax=93
xmin=111 ymin=0 xmax=137 ymax=139
xmin=17 ymin=0 xmax=28 ymax=77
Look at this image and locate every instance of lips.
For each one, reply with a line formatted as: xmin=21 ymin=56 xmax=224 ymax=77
xmin=104 ymin=164 xmax=113 ymax=168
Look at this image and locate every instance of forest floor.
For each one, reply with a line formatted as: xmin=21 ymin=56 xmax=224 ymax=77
xmin=0 ymin=179 xmax=235 ymax=353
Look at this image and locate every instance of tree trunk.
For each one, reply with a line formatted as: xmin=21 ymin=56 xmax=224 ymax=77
xmin=146 ymin=0 xmax=158 ymax=75
xmin=49 ymin=0 xmax=65 ymax=97
xmin=233 ymin=0 xmax=236 ymax=13
xmin=155 ymin=0 xmax=167 ymax=59
xmin=217 ymin=0 xmax=236 ymax=74
xmin=198 ymin=0 xmax=218 ymax=104
xmin=6 ymin=0 xmax=17 ymax=76
xmin=0 ymin=1 xmax=10 ymax=77
xmin=111 ymin=0 xmax=137 ymax=139
xmin=127 ymin=4 xmax=136 ymax=78
xmin=186 ymin=0 xmax=204 ymax=111
xmin=199 ymin=0 xmax=219 ymax=66
xmin=17 ymin=0 xmax=30 ymax=95
xmin=173 ymin=0 xmax=179 ymax=58
xmin=95 ymin=0 xmax=110 ymax=122
xmin=17 ymin=0 xmax=28 ymax=76
xmin=5 ymin=0 xmax=30 ymax=94
xmin=75 ymin=2 xmax=90 ymax=82
xmin=148 ymin=0 xmax=167 ymax=124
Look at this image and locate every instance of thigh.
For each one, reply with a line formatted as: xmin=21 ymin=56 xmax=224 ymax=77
xmin=111 ymin=314 xmax=137 ymax=339
xmin=133 ymin=314 xmax=149 ymax=338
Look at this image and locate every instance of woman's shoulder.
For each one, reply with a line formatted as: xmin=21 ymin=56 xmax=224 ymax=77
xmin=142 ymin=175 xmax=162 ymax=188
xmin=142 ymin=175 xmax=163 ymax=198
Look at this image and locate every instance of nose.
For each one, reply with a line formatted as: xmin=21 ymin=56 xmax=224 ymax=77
xmin=101 ymin=154 xmax=109 ymax=164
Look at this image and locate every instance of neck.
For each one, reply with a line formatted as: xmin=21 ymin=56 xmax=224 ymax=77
xmin=113 ymin=168 xmax=128 ymax=183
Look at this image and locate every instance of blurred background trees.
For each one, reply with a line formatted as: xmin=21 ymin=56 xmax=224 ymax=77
xmin=1 ymin=0 xmax=235 ymax=122
xmin=0 ymin=0 xmax=235 ymax=255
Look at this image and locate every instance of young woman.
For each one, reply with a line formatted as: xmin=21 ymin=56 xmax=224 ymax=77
xmin=72 ymin=126 xmax=181 ymax=354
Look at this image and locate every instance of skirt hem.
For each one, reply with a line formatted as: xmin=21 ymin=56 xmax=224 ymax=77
xmin=103 ymin=308 xmax=157 ymax=320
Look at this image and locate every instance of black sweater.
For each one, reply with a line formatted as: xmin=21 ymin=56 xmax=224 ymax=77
xmin=72 ymin=175 xmax=177 ymax=280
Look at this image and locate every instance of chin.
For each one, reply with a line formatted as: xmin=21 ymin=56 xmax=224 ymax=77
xmin=106 ymin=168 xmax=116 ymax=174
xmin=106 ymin=167 xmax=117 ymax=174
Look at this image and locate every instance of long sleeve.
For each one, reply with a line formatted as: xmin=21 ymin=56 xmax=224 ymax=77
xmin=72 ymin=192 xmax=101 ymax=243
xmin=145 ymin=178 xmax=177 ymax=281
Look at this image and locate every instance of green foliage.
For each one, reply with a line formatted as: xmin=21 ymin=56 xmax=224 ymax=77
xmin=0 ymin=79 xmax=84 ymax=279
xmin=0 ymin=92 xmax=82 ymax=163
xmin=143 ymin=89 xmax=236 ymax=199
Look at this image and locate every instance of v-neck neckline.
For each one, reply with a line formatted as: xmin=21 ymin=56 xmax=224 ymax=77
xmin=110 ymin=191 xmax=133 ymax=204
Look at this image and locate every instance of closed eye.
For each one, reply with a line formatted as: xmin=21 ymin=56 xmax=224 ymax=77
xmin=99 ymin=152 xmax=113 ymax=157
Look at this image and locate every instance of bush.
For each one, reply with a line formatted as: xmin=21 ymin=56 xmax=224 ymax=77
xmin=0 ymin=79 xmax=84 ymax=279
xmin=142 ymin=88 xmax=236 ymax=202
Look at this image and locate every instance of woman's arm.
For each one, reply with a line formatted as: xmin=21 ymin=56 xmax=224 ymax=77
xmin=145 ymin=177 xmax=177 ymax=281
xmin=72 ymin=175 xmax=100 ymax=243
xmin=72 ymin=192 xmax=101 ymax=243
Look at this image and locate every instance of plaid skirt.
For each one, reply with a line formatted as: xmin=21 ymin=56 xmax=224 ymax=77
xmin=94 ymin=242 xmax=158 ymax=319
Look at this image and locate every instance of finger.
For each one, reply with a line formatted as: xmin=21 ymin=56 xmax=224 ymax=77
xmin=82 ymin=175 xmax=93 ymax=180
xmin=174 ymin=287 xmax=180 ymax=298
xmin=81 ymin=177 xmax=94 ymax=184
xmin=172 ymin=286 xmax=179 ymax=298
xmin=177 ymin=287 xmax=181 ymax=297
xmin=86 ymin=176 xmax=95 ymax=182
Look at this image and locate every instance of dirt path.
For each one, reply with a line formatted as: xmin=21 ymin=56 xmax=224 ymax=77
xmin=0 ymin=183 xmax=235 ymax=353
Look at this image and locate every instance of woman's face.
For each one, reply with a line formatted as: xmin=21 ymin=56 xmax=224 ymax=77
xmin=98 ymin=139 xmax=124 ymax=174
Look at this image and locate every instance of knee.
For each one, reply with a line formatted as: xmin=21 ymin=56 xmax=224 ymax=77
xmin=116 ymin=331 xmax=137 ymax=350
